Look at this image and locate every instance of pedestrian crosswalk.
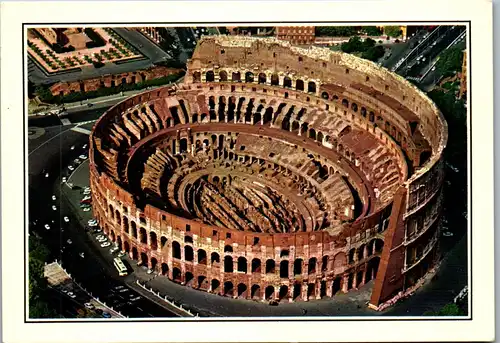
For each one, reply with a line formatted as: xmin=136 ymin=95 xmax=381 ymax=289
xmin=71 ymin=126 xmax=92 ymax=135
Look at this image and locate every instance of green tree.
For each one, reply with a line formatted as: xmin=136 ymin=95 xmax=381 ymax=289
xmin=316 ymin=26 xmax=357 ymax=37
xmin=434 ymin=47 xmax=464 ymax=77
xmin=361 ymin=45 xmax=385 ymax=62
xmin=341 ymin=36 xmax=363 ymax=53
xmin=361 ymin=37 xmax=376 ymax=50
xmin=384 ymin=26 xmax=402 ymax=37
xmin=362 ymin=26 xmax=382 ymax=36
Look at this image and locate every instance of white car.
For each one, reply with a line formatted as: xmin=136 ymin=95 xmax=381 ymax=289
xmin=63 ymin=216 xmax=69 ymax=222
xmin=52 ymin=205 xmax=57 ymax=211
xmin=61 ymin=177 xmax=67 ymax=183
xmin=431 ymin=66 xmax=436 ymax=71
xmin=67 ymin=292 xmax=76 ymax=298
xmin=70 ymin=145 xmax=75 ymax=150
xmin=52 ymin=195 xmax=56 ymax=201
xmin=88 ymin=221 xmax=98 ymax=226
xmin=44 ymin=224 xmax=50 ymax=230
xmin=84 ymin=302 xmax=95 ymax=310
xmin=101 ymin=242 xmax=111 ymax=248
xmin=79 ymin=154 xmax=88 ymax=160
xmin=82 ymin=144 xmax=88 ymax=149
xmin=68 ymin=166 xmax=75 ymax=171
xmin=79 ymin=252 xmax=85 ymax=258
xmin=67 ymin=239 xmax=73 ymax=244
xmin=146 ymin=269 xmax=154 ymax=275
xmin=443 ymin=231 xmax=454 ymax=237
xmin=97 ymin=237 xmax=107 ymax=243
xmin=82 ymin=195 xmax=91 ymax=201
xmin=83 ymin=207 xmax=91 ymax=212
xmin=45 ymin=173 xmax=49 ymax=178
xmin=74 ymin=159 xmax=81 ymax=164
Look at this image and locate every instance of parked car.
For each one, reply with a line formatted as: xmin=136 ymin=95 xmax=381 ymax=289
xmin=82 ymin=144 xmax=88 ymax=149
xmin=95 ymin=308 xmax=103 ymax=315
xmin=146 ymin=269 xmax=154 ymax=275
xmin=84 ymin=302 xmax=95 ymax=310
xmin=52 ymin=195 xmax=56 ymax=201
xmin=70 ymin=145 xmax=75 ymax=150
xmin=45 ymin=173 xmax=49 ymax=178
xmin=68 ymin=165 xmax=75 ymax=171
xmin=118 ymin=251 xmax=126 ymax=257
xmin=79 ymin=154 xmax=88 ymax=160
xmin=63 ymin=216 xmax=69 ymax=223
xmin=102 ymin=312 xmax=112 ymax=318
xmin=67 ymin=292 xmax=76 ymax=298
xmin=52 ymin=205 xmax=57 ymax=211
xmin=79 ymin=252 xmax=85 ymax=258
xmin=44 ymin=224 xmax=50 ymax=230
xmin=83 ymin=207 xmax=91 ymax=212
xmin=101 ymin=242 xmax=111 ymax=248
xmin=74 ymin=159 xmax=81 ymax=164
xmin=67 ymin=239 xmax=72 ymax=245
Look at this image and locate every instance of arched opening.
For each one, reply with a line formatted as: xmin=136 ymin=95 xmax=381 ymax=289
xmin=245 ymin=71 xmax=254 ymax=83
xmin=369 ymin=111 xmax=375 ymax=122
xmin=123 ymin=217 xmax=129 ymax=233
xmin=179 ymin=138 xmax=188 ymax=153
xmin=321 ymin=255 xmax=328 ymax=272
xmin=361 ymin=107 xmax=367 ymax=117
xmin=357 ymin=244 xmax=366 ymax=261
xmin=258 ymin=73 xmax=266 ymax=84
xmin=320 ymin=280 xmax=327 ymax=298
xmin=237 ymin=257 xmax=247 ymax=273
xmin=283 ymin=76 xmax=292 ymax=88
xmin=197 ymin=275 xmax=206 ymax=289
xmin=294 ymin=259 xmax=303 ymax=275
xmin=317 ymin=131 xmax=324 ymax=143
xmin=116 ymin=236 xmax=123 ymax=251
xmin=140 ymin=252 xmax=148 ymax=266
xmin=124 ymin=241 xmax=130 ymax=253
xmin=185 ymin=272 xmax=194 ymax=287
xmin=198 ymin=249 xmax=207 ymax=264
xmin=206 ymin=70 xmax=215 ymax=82
xmin=375 ymin=239 xmax=384 ymax=253
xmin=321 ymin=91 xmax=329 ymax=99
xmin=348 ymin=248 xmax=356 ymax=263
xmin=237 ymin=283 xmax=248 ymax=298
xmin=160 ymin=236 xmax=167 ymax=249
xmin=420 ymin=150 xmax=432 ymax=166
xmin=293 ymin=284 xmax=301 ymax=300
xmin=151 ymin=257 xmax=158 ymax=272
xmin=307 ymin=81 xmax=316 ymax=93
xmin=251 ymin=285 xmax=261 ymax=299
xmin=224 ymin=281 xmax=234 ymax=296
xmin=339 ymin=125 xmax=352 ymax=137
xmin=308 ymin=258 xmax=317 ymax=274
xmin=333 ymin=252 xmax=346 ymax=273
xmin=139 ymin=227 xmax=147 ymax=244
xmin=172 ymin=268 xmax=182 ymax=282
xmin=161 ymin=263 xmax=168 ymax=275
xmin=224 ymin=245 xmax=233 ymax=253
xmin=265 ymin=286 xmax=275 ymax=300
xmin=332 ymin=277 xmax=342 ymax=295
xmin=219 ymin=70 xmax=228 ymax=82
xmin=265 ymin=259 xmax=275 ymax=274
xmin=263 ymin=107 xmax=273 ymax=124
xmin=342 ymin=99 xmax=349 ymax=108
xmin=232 ymin=72 xmax=241 ymax=82
xmin=366 ymin=256 xmax=381 ymax=282
xmin=308 ymin=128 xmax=316 ymax=140
xmin=224 ymin=256 xmax=233 ymax=273
xmin=149 ymin=231 xmax=157 ymax=250
xmin=251 ymin=258 xmax=261 ymax=273
xmin=110 ymin=230 xmax=116 ymax=242
xmin=296 ymin=79 xmax=304 ymax=91
xmin=307 ymin=283 xmax=315 ymax=299
xmin=211 ymin=279 xmax=220 ymax=293
xmin=211 ymin=252 xmax=220 ymax=264
xmin=184 ymin=245 xmax=194 ymax=261
xmin=280 ymin=260 xmax=289 ymax=278
xmin=279 ymin=286 xmax=289 ymax=300
xmin=351 ymin=103 xmax=358 ymax=112
xmin=356 ymin=270 xmax=364 ymax=288
xmin=193 ymin=71 xmax=201 ymax=83
xmin=172 ymin=241 xmax=181 ymax=259
xmin=271 ymin=74 xmax=279 ymax=86
xmin=132 ymin=246 xmax=138 ymax=260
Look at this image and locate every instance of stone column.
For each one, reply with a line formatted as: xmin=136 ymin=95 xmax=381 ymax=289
xmin=301 ymin=284 xmax=308 ymax=301
xmin=315 ymin=281 xmax=321 ymax=300
xmin=288 ymin=285 xmax=294 ymax=303
xmin=175 ymin=130 xmax=181 ymax=153
xmin=353 ymin=272 xmax=358 ymax=289
xmin=326 ymin=280 xmax=333 ymax=297
xmin=342 ymin=275 xmax=349 ymax=293
xmin=278 ymin=75 xmax=285 ymax=87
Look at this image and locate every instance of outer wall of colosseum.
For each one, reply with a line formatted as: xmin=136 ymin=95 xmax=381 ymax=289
xmin=88 ymin=36 xmax=447 ymax=308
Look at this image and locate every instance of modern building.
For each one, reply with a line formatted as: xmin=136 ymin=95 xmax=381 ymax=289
xmin=276 ymin=26 xmax=315 ymax=45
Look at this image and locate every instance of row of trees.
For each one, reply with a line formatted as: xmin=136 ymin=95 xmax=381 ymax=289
xmin=434 ymin=46 xmax=464 ymax=78
xmin=340 ymin=37 xmax=385 ymax=62
xmin=315 ymin=26 xmax=401 ymax=37
xmin=36 ymin=71 xmax=185 ymax=104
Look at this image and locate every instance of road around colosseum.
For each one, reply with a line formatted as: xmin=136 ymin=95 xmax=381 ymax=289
xmin=27 ymin=121 xmax=467 ymax=317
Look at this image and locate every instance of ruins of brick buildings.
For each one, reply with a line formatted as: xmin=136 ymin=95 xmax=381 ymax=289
xmin=89 ymin=36 xmax=447 ymax=308
xmin=49 ymin=65 xmax=182 ymax=97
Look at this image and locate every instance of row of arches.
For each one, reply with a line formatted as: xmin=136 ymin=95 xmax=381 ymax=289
xmin=348 ymin=238 xmax=385 ymax=264
xmin=193 ymin=70 xmax=318 ymax=94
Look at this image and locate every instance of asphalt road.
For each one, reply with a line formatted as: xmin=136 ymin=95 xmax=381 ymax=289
xmin=28 ymin=124 xmax=176 ymax=318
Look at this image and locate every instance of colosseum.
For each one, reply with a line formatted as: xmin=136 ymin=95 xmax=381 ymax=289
xmin=89 ymin=35 xmax=447 ymax=310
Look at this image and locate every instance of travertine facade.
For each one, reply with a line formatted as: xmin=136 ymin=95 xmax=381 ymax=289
xmin=89 ymin=36 xmax=447 ymax=308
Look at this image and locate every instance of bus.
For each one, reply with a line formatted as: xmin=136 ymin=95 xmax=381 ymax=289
xmin=113 ymin=257 xmax=128 ymax=277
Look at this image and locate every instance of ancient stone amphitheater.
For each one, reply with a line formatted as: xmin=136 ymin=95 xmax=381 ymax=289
xmin=89 ymin=36 xmax=447 ymax=309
